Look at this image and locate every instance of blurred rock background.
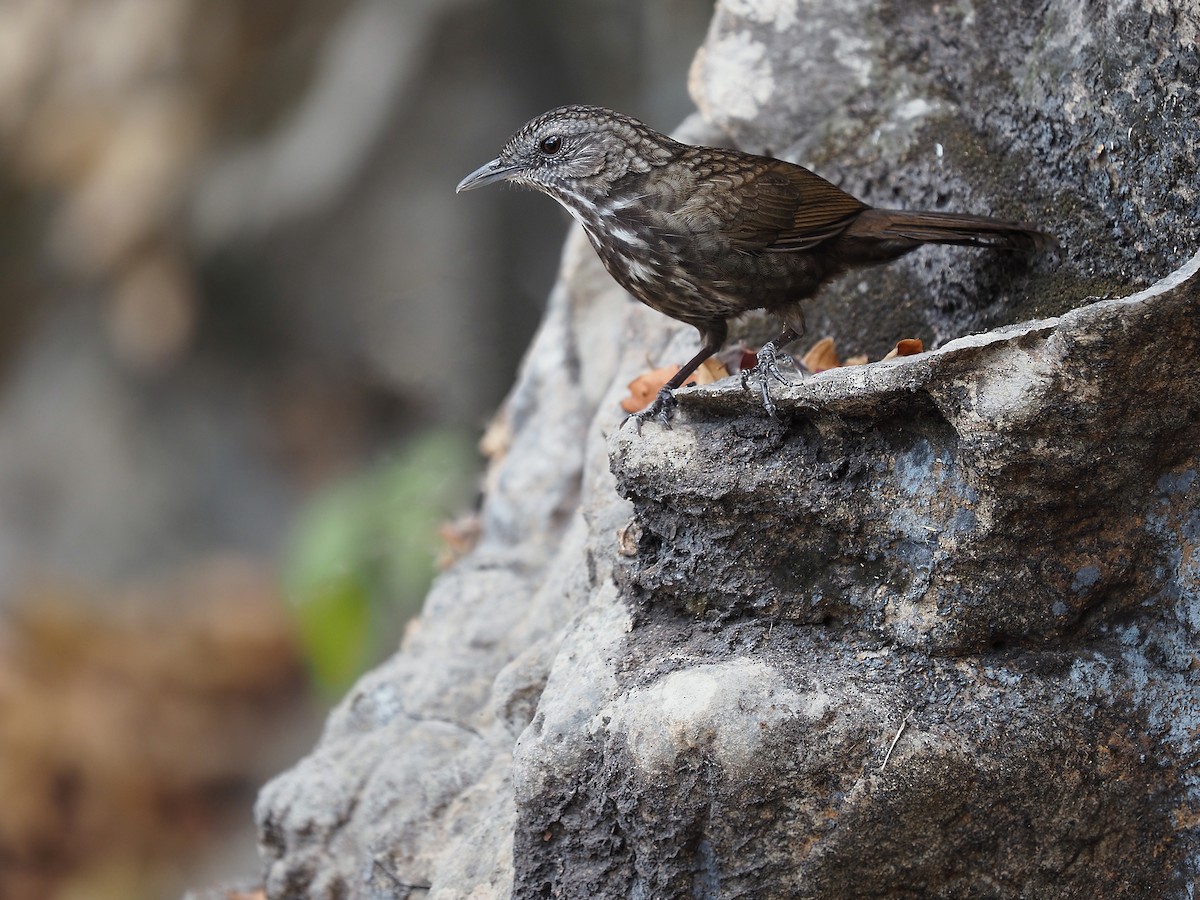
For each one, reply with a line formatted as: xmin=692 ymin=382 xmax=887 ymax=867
xmin=0 ymin=0 xmax=711 ymax=898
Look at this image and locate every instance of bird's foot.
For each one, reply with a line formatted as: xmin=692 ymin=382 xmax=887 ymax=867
xmin=756 ymin=341 xmax=797 ymax=387
xmin=740 ymin=342 xmax=800 ymax=417
xmin=624 ymin=386 xmax=678 ymax=431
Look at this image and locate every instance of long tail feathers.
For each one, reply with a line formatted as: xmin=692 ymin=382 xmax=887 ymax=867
xmin=849 ymin=209 xmax=1060 ymax=253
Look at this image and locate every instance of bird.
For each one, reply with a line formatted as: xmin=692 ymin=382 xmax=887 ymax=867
xmin=456 ymin=105 xmax=1059 ymax=424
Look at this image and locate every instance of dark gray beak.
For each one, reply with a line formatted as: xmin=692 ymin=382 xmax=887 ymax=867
xmin=456 ymin=157 xmax=520 ymax=193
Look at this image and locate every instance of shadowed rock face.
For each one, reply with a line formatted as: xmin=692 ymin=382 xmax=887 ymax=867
xmin=613 ymin=263 xmax=1200 ymax=655
xmin=571 ymin=255 xmax=1197 ymax=898
xmin=251 ymin=1 xmax=1200 ymax=898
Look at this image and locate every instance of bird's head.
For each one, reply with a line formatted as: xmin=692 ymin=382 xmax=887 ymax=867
xmin=456 ymin=105 xmax=677 ymax=201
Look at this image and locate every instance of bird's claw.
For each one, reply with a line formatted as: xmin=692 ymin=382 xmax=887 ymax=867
xmin=740 ymin=342 xmax=800 ymax=417
xmin=624 ymin=386 xmax=678 ymax=431
xmin=758 ymin=342 xmax=796 ymax=386
xmin=741 ymin=368 xmax=780 ymax=418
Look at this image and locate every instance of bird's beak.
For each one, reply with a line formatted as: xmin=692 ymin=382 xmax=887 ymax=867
xmin=456 ymin=157 xmax=519 ymax=193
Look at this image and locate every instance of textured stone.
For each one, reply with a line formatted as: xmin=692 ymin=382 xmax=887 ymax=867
xmin=690 ymin=0 xmax=1200 ymax=358
xmin=561 ymin=251 xmax=1198 ymax=898
xmin=251 ymin=1 xmax=1200 ymax=897
xmin=255 ymin=230 xmax=631 ymax=899
xmin=613 ymin=255 xmax=1200 ymax=654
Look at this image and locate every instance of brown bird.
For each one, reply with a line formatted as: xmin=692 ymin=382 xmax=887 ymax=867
xmin=457 ymin=105 xmax=1058 ymax=423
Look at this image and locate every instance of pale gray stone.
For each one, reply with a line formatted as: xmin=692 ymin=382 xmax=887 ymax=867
xmin=251 ymin=1 xmax=1200 ymax=897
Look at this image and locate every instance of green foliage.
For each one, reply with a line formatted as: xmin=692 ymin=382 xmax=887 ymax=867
xmin=283 ymin=429 xmax=476 ymax=695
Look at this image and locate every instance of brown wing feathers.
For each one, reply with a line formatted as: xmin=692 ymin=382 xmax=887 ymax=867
xmin=710 ymin=156 xmax=1055 ymax=254
xmin=717 ymin=161 xmax=868 ymax=252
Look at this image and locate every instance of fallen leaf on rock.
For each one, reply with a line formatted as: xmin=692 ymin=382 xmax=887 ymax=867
xmin=694 ymin=357 xmax=730 ymax=384
xmin=802 ymin=336 xmax=841 ymax=372
xmin=883 ymin=338 xmax=924 ymax=360
xmin=729 ymin=347 xmax=756 ymax=373
xmin=622 ymin=364 xmax=678 ymax=413
xmin=620 ymin=358 xmax=729 ymax=413
xmin=799 ymin=336 xmax=923 ymax=371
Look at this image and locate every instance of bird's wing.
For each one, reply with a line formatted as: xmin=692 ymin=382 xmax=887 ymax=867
xmin=680 ymin=153 xmax=868 ymax=252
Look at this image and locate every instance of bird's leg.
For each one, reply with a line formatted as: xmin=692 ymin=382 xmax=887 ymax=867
xmin=633 ymin=386 xmax=679 ymax=428
xmin=755 ymin=333 xmax=801 ymax=385
xmin=628 ymin=323 xmax=726 ymax=430
xmin=741 ymin=326 xmax=801 ymax=417
xmin=632 ymin=343 xmax=714 ymax=428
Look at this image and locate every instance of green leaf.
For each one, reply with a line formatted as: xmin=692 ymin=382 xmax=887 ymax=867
xmin=282 ymin=428 xmax=476 ymax=694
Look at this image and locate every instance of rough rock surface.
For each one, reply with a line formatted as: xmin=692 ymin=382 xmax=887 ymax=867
xmin=253 ymin=1 xmax=1200 ymax=898
xmin=690 ymin=0 xmax=1200 ymax=356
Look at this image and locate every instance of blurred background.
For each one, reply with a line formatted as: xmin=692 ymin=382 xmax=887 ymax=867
xmin=0 ymin=1 xmax=712 ymax=897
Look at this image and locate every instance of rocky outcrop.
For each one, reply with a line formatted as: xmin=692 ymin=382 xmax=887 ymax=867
xmin=253 ymin=1 xmax=1200 ymax=897
xmin=515 ymin=252 xmax=1200 ymax=899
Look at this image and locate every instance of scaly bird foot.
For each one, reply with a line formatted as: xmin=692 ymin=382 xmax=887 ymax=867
xmin=740 ymin=342 xmax=801 ymax=417
xmin=624 ymin=386 xmax=678 ymax=432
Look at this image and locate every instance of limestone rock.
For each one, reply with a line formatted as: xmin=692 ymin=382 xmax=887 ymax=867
xmin=252 ymin=1 xmax=1200 ymax=897
xmin=690 ymin=0 xmax=1200 ymax=357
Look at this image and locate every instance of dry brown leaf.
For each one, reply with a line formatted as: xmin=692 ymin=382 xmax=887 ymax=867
xmin=843 ymin=354 xmax=869 ymax=366
xmin=735 ymin=348 xmax=759 ymax=372
xmin=693 ymin=357 xmax=730 ymax=384
xmin=883 ymin=338 xmax=924 ymax=360
xmin=802 ymin=336 xmax=841 ymax=372
xmin=620 ymin=358 xmax=730 ymax=412
xmin=621 ymin=364 xmax=679 ymax=412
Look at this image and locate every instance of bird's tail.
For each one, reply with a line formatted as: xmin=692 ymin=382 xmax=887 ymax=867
xmin=847 ymin=209 xmax=1060 ymax=254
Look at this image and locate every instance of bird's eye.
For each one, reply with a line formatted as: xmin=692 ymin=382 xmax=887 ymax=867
xmin=538 ymin=135 xmax=563 ymax=156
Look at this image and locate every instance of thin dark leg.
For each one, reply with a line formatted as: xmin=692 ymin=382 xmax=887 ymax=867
xmin=629 ymin=321 xmax=727 ymax=429
xmin=663 ymin=340 xmax=721 ymax=392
